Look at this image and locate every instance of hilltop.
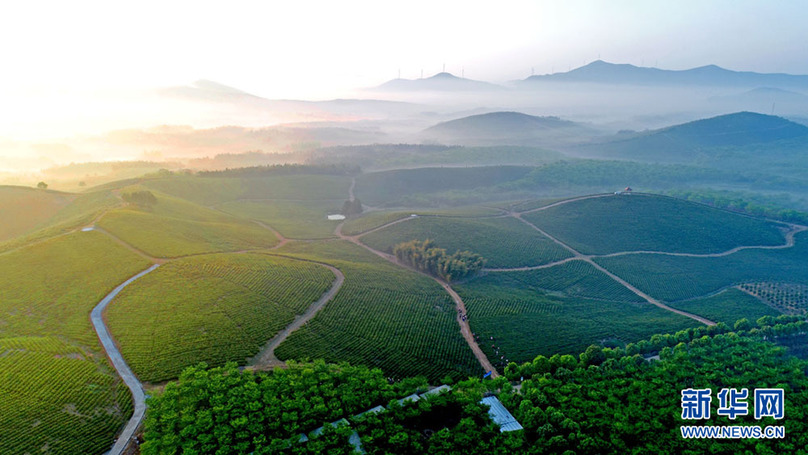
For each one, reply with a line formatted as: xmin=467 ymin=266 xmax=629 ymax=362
xmin=374 ymin=72 xmax=503 ymax=92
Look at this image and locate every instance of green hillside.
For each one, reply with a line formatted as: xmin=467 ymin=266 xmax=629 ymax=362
xmin=524 ymin=193 xmax=785 ymax=255
xmin=0 ymin=186 xmax=120 ymax=249
xmin=595 ymin=230 xmax=808 ymax=301
xmin=584 ymin=112 xmax=808 ymax=161
xmin=97 ymin=190 xmax=279 ymax=257
xmin=360 ymin=215 xmax=572 ymax=268
xmin=355 ymin=166 xmax=533 ymax=206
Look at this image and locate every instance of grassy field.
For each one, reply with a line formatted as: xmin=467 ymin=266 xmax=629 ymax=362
xmin=454 ymin=280 xmax=699 ymax=367
xmin=143 ymin=174 xmax=351 ymax=205
xmin=477 ymin=261 xmax=644 ymax=302
xmin=0 ymin=231 xmax=151 ymax=454
xmin=523 ymin=193 xmax=786 ymax=255
xmin=273 ymin=240 xmax=481 ymax=381
xmin=355 ymin=166 xmax=534 ymax=206
xmin=595 ymin=231 xmax=808 ymax=301
xmin=665 ymin=288 xmax=781 ymax=324
xmin=340 ymin=206 xmax=502 ymax=236
xmin=217 ymin=199 xmax=343 ymax=239
xmin=360 ymin=216 xmax=572 ymax=268
xmin=106 ymin=253 xmax=335 ymax=382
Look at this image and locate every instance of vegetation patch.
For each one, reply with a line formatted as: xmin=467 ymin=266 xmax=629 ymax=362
xmin=393 ymin=239 xmax=485 ymax=282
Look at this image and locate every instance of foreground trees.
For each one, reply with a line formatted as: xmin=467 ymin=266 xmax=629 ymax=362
xmin=143 ymin=317 xmax=808 ymax=454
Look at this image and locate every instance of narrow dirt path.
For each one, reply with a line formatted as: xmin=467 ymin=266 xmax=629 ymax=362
xmin=511 ymin=213 xmax=717 ymax=326
xmin=484 ymin=256 xmax=580 ymax=272
xmin=596 ymin=223 xmax=807 ymax=259
xmin=91 ymin=226 xmax=168 ymax=264
xmin=253 ymin=220 xmax=290 ymax=250
xmin=335 ymin=221 xmax=499 ymax=377
xmin=250 ymin=263 xmax=344 ymax=368
xmin=90 ymin=264 xmax=161 ymax=455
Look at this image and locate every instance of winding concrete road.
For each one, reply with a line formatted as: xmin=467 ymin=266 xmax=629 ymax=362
xmin=91 ymin=264 xmax=160 ymax=455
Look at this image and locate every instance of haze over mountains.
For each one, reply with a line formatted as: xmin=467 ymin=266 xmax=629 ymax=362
xmin=4 ymin=60 xmax=808 ymax=179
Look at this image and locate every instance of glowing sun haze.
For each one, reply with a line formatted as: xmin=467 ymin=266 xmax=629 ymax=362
xmin=0 ymin=0 xmax=805 ymax=140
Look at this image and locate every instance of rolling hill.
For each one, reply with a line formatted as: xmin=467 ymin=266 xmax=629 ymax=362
xmin=576 ymin=111 xmax=808 ymax=162
xmin=422 ymin=111 xmax=596 ymax=146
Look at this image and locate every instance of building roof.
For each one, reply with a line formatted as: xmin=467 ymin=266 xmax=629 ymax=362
xmin=421 ymin=384 xmax=452 ymax=398
xmin=397 ymin=393 xmax=421 ymax=405
xmin=354 ymin=405 xmax=386 ymax=420
xmin=480 ymin=396 xmax=524 ymax=432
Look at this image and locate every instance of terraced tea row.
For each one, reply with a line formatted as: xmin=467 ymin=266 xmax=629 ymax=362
xmin=594 ymin=230 xmax=808 ymax=301
xmin=0 ymin=232 xmax=150 ymax=455
xmin=360 ymin=216 xmax=571 ymax=268
xmin=273 ymin=241 xmax=482 ymax=381
xmin=96 ymin=190 xmax=280 ymax=257
xmin=454 ymin=277 xmax=700 ymax=367
xmin=737 ymin=282 xmax=808 ymax=314
xmin=0 ymin=337 xmax=133 ymax=455
xmin=523 ymin=193 xmax=786 ymax=255
xmin=340 ymin=206 xmax=502 ymax=236
xmin=664 ymin=288 xmax=781 ymax=324
xmin=106 ymin=253 xmax=336 ymax=382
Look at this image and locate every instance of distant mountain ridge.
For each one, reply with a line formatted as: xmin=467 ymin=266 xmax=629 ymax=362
xmin=521 ymin=60 xmax=808 ymax=88
xmin=374 ymin=72 xmax=504 ymax=92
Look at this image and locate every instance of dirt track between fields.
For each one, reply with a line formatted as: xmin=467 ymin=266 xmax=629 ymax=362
xmin=335 ymin=218 xmax=500 ymax=377
xmin=250 ymin=263 xmax=345 ymax=368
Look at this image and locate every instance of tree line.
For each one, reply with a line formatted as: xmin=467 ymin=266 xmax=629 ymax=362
xmin=198 ymin=163 xmax=361 ymax=178
xmin=393 ymin=239 xmax=485 ymax=282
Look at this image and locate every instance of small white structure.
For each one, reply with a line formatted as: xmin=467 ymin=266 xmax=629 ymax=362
xmin=327 ymin=214 xmax=346 ymax=221
xmin=81 ymin=227 xmax=95 ymax=232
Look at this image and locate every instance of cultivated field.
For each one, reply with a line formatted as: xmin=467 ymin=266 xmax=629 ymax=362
xmin=360 ymin=216 xmax=572 ymax=268
xmin=523 ymin=193 xmax=786 ymax=255
xmin=106 ymin=253 xmax=335 ymax=382
xmin=273 ymin=241 xmax=482 ymax=381
xmin=0 ymin=231 xmax=150 ymax=454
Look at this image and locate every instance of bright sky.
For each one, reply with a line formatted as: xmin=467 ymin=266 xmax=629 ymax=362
xmin=1 ymin=0 xmax=806 ymax=140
